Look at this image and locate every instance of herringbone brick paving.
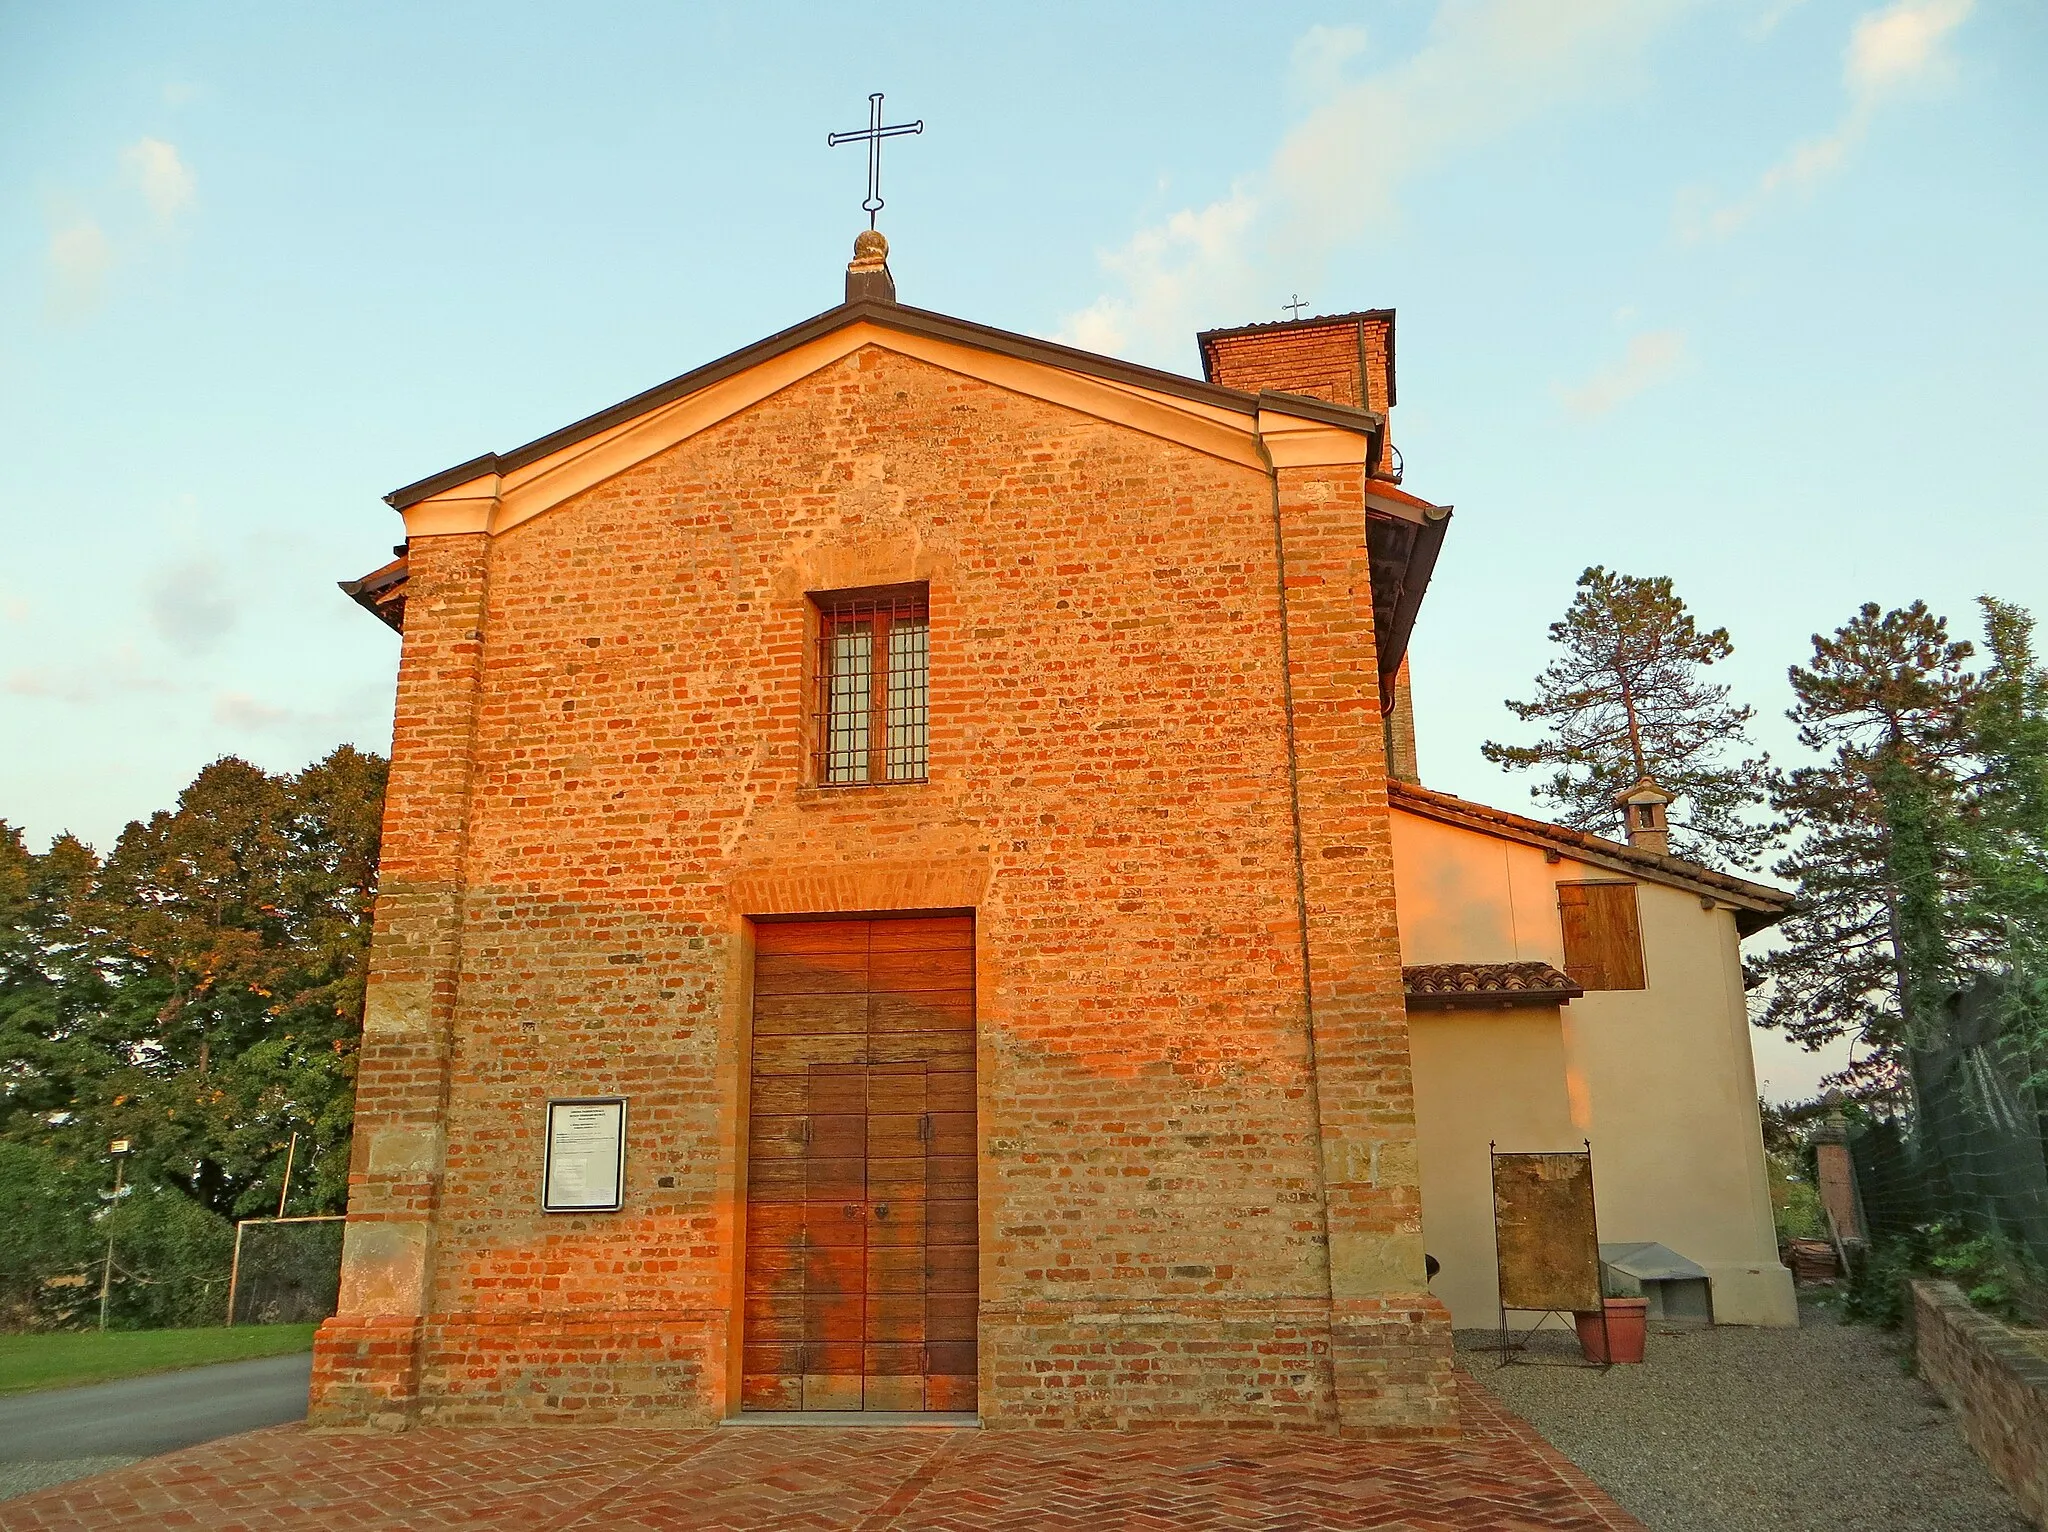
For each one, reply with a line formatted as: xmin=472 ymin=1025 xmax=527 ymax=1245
xmin=0 ymin=1376 xmax=1640 ymax=1531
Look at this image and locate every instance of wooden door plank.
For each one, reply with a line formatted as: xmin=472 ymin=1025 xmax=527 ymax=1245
xmin=862 ymin=1376 xmax=925 ymax=1411
xmin=868 ymin=992 xmax=975 ymax=1034
xmin=925 ymin=1245 xmax=977 ymax=1292
xmin=869 ymin=948 xmax=975 ymax=992
xmin=753 ymin=994 xmax=868 ymax=1037
xmin=756 ymin=950 xmax=868 ymax=995
xmin=755 ymin=920 xmax=872 ymax=956
xmin=743 ymin=1296 xmax=805 ymax=1342
xmin=867 ymin=916 xmax=973 ymax=952
xmin=870 ymin=1031 xmax=973 ymax=1069
xmin=753 ymin=1033 xmax=867 ymax=1072
xmin=867 ymin=1248 xmax=926 ymax=1294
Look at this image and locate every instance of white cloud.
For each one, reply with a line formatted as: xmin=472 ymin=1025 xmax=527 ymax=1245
xmin=121 ymin=137 xmax=195 ymax=223
xmin=45 ymin=216 xmax=112 ymax=317
xmin=1687 ymin=0 xmax=1972 ymax=238
xmin=6 ymin=645 xmax=172 ymax=703
xmin=145 ymin=559 xmax=236 ymax=652
xmin=1289 ymin=23 xmax=1371 ymax=106
xmin=1059 ymin=0 xmax=1690 ymax=363
xmin=1746 ymin=0 xmax=1810 ymax=40
xmin=212 ymin=692 xmax=297 ymax=730
xmin=1848 ymin=0 xmax=1971 ymax=94
xmin=1558 ymin=329 xmax=1688 ymax=417
xmin=211 ymin=690 xmax=367 ymax=739
xmin=40 ymin=139 xmax=196 ymax=320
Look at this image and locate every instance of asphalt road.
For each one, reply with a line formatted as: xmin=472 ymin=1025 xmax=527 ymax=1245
xmin=0 ymin=1353 xmax=311 ymax=1463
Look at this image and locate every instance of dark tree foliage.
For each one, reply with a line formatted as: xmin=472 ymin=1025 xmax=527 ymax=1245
xmin=1482 ymin=566 xmax=1772 ymax=869
xmin=1756 ymin=601 xmax=1978 ymax=1086
xmin=0 ymin=746 xmax=387 ymax=1237
xmin=1962 ymin=599 xmax=2048 ymax=1050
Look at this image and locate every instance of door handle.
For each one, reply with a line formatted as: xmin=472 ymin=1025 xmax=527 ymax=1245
xmin=843 ymin=1204 xmax=859 ymax=1219
xmin=874 ymin=1203 xmax=891 ymax=1221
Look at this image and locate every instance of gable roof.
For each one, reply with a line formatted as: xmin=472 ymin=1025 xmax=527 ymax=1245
xmin=352 ymin=296 xmax=1448 ymax=691
xmin=1389 ymin=779 xmax=1792 ymax=935
xmin=386 ymin=298 xmax=1383 ymax=511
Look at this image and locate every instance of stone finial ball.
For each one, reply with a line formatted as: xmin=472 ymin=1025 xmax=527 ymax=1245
xmin=853 ymin=229 xmax=889 ymax=262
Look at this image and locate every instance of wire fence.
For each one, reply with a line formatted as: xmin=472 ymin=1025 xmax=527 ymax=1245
xmin=226 ymin=1216 xmax=346 ymax=1327
xmin=1846 ymin=978 xmax=2048 ymax=1321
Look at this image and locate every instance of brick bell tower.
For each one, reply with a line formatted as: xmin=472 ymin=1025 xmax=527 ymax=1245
xmin=1197 ymin=305 xmax=1459 ymax=1437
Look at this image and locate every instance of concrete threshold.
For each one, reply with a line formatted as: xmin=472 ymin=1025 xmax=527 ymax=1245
xmin=719 ymin=1411 xmax=981 ymax=1428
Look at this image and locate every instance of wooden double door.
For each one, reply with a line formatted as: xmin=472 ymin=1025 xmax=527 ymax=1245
xmin=742 ymin=915 xmax=976 ymax=1413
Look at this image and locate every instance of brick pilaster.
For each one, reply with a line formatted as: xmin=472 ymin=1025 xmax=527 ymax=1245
xmin=311 ymin=531 xmax=490 ymax=1428
xmin=1272 ymin=462 xmax=1456 ymax=1437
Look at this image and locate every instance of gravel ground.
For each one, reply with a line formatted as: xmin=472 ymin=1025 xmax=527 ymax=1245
xmin=0 ymin=1458 xmax=136 ymax=1502
xmin=1460 ymin=1300 xmax=2029 ymax=1532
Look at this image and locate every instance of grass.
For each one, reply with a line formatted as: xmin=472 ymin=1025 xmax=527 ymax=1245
xmin=0 ymin=1323 xmax=318 ymax=1396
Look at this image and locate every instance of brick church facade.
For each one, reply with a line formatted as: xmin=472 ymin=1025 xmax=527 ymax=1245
xmin=313 ymin=235 xmax=1783 ymax=1435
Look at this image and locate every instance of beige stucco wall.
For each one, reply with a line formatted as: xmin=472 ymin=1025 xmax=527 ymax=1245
xmin=1408 ymin=1008 xmax=1578 ymax=1328
xmin=1392 ymin=807 xmax=1796 ymax=1328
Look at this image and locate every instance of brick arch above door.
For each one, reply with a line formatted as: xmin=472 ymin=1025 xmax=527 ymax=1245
xmin=728 ymin=860 xmax=991 ymax=919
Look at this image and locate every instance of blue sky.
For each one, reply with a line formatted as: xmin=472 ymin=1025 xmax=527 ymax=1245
xmin=3 ymin=1 xmax=2042 ymax=1094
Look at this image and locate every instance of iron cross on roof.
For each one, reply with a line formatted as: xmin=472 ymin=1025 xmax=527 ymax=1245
xmin=1284 ymin=294 xmax=1309 ymax=320
xmin=828 ymin=93 xmax=923 ymax=230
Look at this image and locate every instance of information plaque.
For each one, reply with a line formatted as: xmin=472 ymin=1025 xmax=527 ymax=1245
xmin=543 ymin=1097 xmax=626 ymax=1213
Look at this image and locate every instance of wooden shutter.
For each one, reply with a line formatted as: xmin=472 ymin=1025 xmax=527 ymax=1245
xmin=1557 ymin=882 xmax=1646 ymax=991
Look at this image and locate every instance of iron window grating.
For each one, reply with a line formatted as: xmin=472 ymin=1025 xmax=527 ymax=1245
xmin=812 ymin=587 xmax=929 ymax=786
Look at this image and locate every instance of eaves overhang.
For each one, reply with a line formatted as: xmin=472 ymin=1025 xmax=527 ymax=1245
xmin=338 ymin=556 xmax=407 ymax=633
xmin=1362 ymin=483 xmax=1452 ymax=707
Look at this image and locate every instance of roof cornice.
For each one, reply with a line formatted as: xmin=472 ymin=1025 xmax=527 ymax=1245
xmin=386 ymin=300 xmax=1383 ymax=513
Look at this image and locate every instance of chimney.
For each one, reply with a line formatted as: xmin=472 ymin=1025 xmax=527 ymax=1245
xmin=846 ymin=229 xmax=896 ymax=305
xmin=1196 ymin=309 xmax=1396 ymax=418
xmin=1614 ymin=777 xmax=1674 ymax=856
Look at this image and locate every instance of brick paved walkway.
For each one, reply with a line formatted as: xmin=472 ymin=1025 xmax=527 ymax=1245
xmin=0 ymin=1377 xmax=1640 ymax=1531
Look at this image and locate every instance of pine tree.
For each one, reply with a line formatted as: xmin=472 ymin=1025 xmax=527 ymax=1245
xmin=1755 ymin=601 xmax=1976 ymax=1084
xmin=1482 ymin=566 xmax=1772 ymax=869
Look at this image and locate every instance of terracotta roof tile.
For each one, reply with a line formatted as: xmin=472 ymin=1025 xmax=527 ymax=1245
xmin=1403 ymin=961 xmax=1584 ymax=1010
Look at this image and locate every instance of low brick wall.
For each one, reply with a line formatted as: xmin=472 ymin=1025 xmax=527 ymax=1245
xmin=1913 ymin=1279 xmax=2048 ymax=1526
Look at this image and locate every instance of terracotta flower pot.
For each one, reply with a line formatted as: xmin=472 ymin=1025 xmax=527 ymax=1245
xmin=1575 ymin=1298 xmax=1648 ymax=1364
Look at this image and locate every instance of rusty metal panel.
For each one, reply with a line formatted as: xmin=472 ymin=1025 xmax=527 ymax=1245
xmin=1492 ymin=1151 xmax=1602 ymax=1313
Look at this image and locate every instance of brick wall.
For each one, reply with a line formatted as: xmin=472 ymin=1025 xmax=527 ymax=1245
xmin=1914 ymin=1280 xmax=2048 ymax=1524
xmin=1200 ymin=316 xmax=1394 ymax=416
xmin=316 ymin=340 xmax=1450 ymax=1434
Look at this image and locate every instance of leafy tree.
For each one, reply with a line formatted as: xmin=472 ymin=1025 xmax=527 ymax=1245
xmin=1755 ymin=601 xmax=1977 ymax=1083
xmin=0 ymin=1141 xmax=101 ymax=1328
xmin=1482 ymin=566 xmax=1772 ymax=868
xmin=0 ymin=745 xmax=387 ymax=1324
xmin=0 ymin=826 xmax=120 ymax=1137
xmin=97 ymin=1182 xmax=236 ymax=1329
